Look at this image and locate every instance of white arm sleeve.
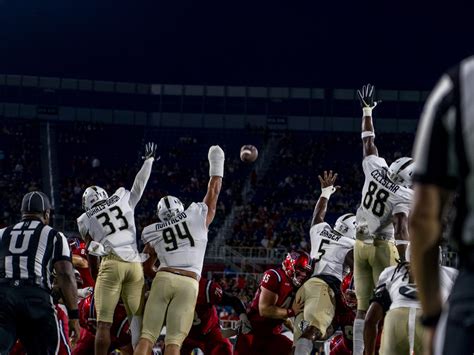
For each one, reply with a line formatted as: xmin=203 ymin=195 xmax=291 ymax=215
xmin=129 ymin=158 xmax=153 ymax=209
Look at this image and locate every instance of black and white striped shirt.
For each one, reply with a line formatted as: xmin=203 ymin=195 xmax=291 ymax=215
xmin=0 ymin=218 xmax=71 ymax=290
xmin=413 ymin=56 xmax=474 ymax=248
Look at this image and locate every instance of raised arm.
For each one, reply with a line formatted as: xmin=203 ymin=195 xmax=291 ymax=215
xmin=357 ymin=84 xmax=380 ymax=158
xmin=203 ymin=145 xmax=224 ymax=228
xmin=129 ymin=142 xmax=157 ymax=209
xmin=393 ymin=212 xmax=409 ymax=260
xmin=311 ymin=170 xmax=339 ymax=227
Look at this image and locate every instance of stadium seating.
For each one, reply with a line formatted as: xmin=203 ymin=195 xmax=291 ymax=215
xmin=0 ymin=119 xmax=42 ymax=227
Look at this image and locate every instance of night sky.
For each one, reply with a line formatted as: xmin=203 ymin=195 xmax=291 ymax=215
xmin=0 ymin=0 xmax=473 ymax=89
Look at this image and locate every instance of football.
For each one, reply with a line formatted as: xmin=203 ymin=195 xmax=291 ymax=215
xmin=240 ymin=145 xmax=258 ymax=163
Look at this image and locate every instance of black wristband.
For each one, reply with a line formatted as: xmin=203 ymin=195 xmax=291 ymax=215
xmin=420 ymin=312 xmax=441 ymax=327
xmin=67 ymin=308 xmax=79 ymax=320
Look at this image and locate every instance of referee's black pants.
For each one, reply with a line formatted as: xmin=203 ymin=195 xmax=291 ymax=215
xmin=435 ymin=269 xmax=474 ymax=355
xmin=0 ymin=284 xmax=59 ymax=355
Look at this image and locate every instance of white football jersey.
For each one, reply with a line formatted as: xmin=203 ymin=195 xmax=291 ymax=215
xmin=375 ymin=264 xmax=458 ymax=311
xmin=310 ymin=222 xmax=355 ymax=281
xmin=77 ymin=158 xmax=153 ymax=262
xmin=77 ymin=187 xmax=141 ymax=261
xmin=142 ymin=202 xmax=208 ymax=276
xmin=357 ymin=155 xmax=413 ymax=239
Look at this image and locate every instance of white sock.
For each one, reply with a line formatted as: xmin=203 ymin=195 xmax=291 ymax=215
xmin=295 ymin=338 xmax=313 ymax=355
xmin=353 ymin=318 xmax=365 ymax=355
xmin=130 ymin=315 xmax=143 ymax=349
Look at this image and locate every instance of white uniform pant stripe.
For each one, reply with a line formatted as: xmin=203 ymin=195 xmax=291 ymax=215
xmin=53 ymin=305 xmax=60 ymax=355
xmin=58 ymin=316 xmax=71 ymax=355
xmin=408 ymin=307 xmax=416 ymax=355
xmin=434 ymin=306 xmax=449 ymax=355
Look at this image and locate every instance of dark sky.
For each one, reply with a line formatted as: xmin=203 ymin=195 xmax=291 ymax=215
xmin=0 ymin=0 xmax=473 ymax=89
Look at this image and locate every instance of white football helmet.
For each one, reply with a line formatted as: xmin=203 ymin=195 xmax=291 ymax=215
xmin=157 ymin=196 xmax=185 ymax=221
xmin=388 ymin=157 xmax=414 ymax=187
xmin=333 ymin=213 xmax=357 ymax=239
xmin=82 ymin=186 xmax=109 ymax=211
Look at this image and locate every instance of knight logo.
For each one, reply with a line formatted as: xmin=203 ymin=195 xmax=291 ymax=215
xmin=399 ymin=284 xmax=418 ymax=300
xmin=299 ymin=319 xmax=309 ymax=332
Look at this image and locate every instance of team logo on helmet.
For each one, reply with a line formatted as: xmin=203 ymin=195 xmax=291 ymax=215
xmin=340 ymin=272 xmax=357 ymax=310
xmin=82 ymin=186 xmax=109 ymax=211
xmin=157 ymin=195 xmax=185 ymax=222
xmin=388 ymin=157 xmax=414 ymax=188
xmin=282 ymin=251 xmax=314 ymax=287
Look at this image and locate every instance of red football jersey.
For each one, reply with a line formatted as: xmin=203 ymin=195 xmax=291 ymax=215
xmin=78 ymin=290 xmax=131 ymax=347
xmin=247 ymin=268 xmax=295 ymax=335
xmin=189 ymin=277 xmax=223 ymax=336
xmin=332 ymin=295 xmax=356 ymax=351
xmin=72 ymin=241 xmax=95 ymax=288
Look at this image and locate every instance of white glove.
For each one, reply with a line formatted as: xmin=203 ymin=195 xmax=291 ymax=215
xmin=208 ymin=145 xmax=225 ymax=177
xmin=88 ymin=240 xmax=107 ymax=256
xmin=239 ymin=313 xmax=252 ymax=334
xmin=320 ymin=186 xmax=337 ymax=199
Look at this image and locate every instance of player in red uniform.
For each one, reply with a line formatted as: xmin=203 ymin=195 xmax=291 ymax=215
xmin=181 ymin=277 xmax=250 ymax=355
xmin=326 ymin=273 xmax=381 ymax=355
xmin=73 ymin=289 xmax=132 ymax=355
xmin=234 ymin=251 xmax=314 ymax=355
xmin=327 ymin=273 xmax=357 ymax=355
xmin=69 ymin=237 xmax=95 ymax=288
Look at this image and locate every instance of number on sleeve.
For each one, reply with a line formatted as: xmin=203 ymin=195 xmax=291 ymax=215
xmin=315 ymin=239 xmax=330 ymax=262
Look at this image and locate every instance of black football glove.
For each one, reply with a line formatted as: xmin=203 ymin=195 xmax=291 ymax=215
xmin=143 ymin=142 xmax=157 ymax=160
xmin=357 ymin=84 xmax=381 ymax=115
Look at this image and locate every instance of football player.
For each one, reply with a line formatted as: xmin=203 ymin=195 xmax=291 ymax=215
xmin=180 ymin=276 xmax=251 ymax=355
xmin=234 ymin=251 xmax=313 ymax=355
xmin=77 ymin=142 xmax=158 ymax=355
xmin=74 ymin=288 xmax=132 ymax=355
xmin=69 ymin=237 xmax=95 ymax=288
xmin=293 ymin=171 xmax=356 ymax=355
xmin=363 ymin=244 xmax=457 ymax=355
xmin=324 ymin=272 xmax=357 ymax=355
xmin=352 ymin=84 xmax=414 ymax=355
xmin=134 ymin=145 xmax=225 ymax=355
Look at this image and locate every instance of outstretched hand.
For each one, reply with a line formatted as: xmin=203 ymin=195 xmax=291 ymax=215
xmin=143 ymin=142 xmax=158 ymax=160
xmin=357 ymin=84 xmax=380 ymax=108
xmin=318 ymin=170 xmax=340 ymax=191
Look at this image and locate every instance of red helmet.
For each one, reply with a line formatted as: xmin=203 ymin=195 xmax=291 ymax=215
xmin=340 ymin=272 xmax=357 ymax=310
xmin=282 ymin=251 xmax=314 ymax=287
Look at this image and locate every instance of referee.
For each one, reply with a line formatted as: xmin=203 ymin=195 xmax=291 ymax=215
xmin=0 ymin=191 xmax=80 ymax=354
xmin=411 ymin=57 xmax=474 ymax=354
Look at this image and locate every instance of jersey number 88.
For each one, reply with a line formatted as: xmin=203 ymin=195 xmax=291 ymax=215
xmin=363 ymin=182 xmax=389 ymax=217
